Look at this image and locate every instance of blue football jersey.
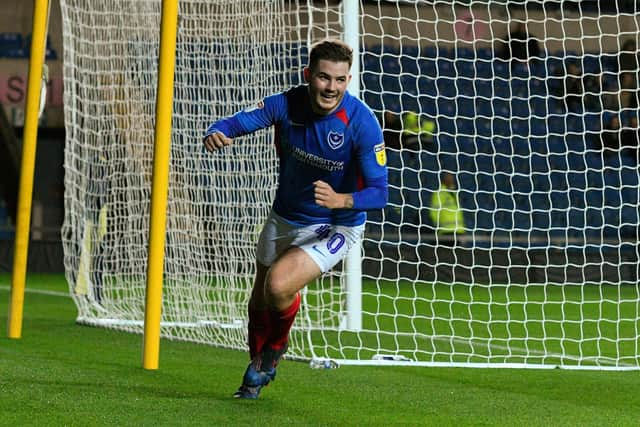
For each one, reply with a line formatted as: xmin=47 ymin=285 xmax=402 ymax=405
xmin=205 ymin=85 xmax=387 ymax=226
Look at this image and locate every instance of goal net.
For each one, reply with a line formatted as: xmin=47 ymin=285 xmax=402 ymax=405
xmin=61 ymin=0 xmax=640 ymax=370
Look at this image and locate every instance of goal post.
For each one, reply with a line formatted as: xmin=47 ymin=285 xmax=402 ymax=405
xmin=61 ymin=0 xmax=640 ymax=370
xmin=343 ymin=0 xmax=363 ymax=332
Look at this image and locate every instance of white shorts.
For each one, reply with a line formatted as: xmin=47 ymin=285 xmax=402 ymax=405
xmin=256 ymin=210 xmax=364 ymax=273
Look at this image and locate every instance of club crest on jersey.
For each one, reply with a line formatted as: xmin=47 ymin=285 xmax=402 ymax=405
xmin=327 ymin=131 xmax=344 ymax=149
xmin=374 ymin=142 xmax=386 ymax=166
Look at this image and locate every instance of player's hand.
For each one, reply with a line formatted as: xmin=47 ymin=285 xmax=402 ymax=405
xmin=314 ymin=180 xmax=353 ymax=209
xmin=203 ymin=131 xmax=233 ymax=152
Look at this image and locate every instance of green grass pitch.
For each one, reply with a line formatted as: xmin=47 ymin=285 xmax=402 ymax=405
xmin=304 ymin=279 xmax=640 ymax=367
xmin=2 ymin=273 xmax=640 ymax=425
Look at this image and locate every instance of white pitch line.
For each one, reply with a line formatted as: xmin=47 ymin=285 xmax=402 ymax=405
xmin=0 ymin=284 xmax=71 ymax=298
xmin=437 ymin=335 xmax=633 ymax=367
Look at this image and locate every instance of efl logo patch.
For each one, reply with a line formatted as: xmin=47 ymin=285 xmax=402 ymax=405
xmin=374 ymin=142 xmax=386 ymax=166
xmin=327 ymin=131 xmax=344 ymax=149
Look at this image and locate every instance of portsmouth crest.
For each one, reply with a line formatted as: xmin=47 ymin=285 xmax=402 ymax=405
xmin=327 ymin=131 xmax=344 ymax=149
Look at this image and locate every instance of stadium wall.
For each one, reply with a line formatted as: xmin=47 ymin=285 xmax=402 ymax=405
xmin=364 ymin=244 xmax=640 ymax=285
xmin=0 ymin=0 xmax=63 ymax=128
xmin=363 ymin=4 xmax=638 ymax=54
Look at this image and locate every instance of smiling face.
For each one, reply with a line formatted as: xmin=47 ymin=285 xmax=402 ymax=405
xmin=304 ymin=59 xmax=351 ymax=115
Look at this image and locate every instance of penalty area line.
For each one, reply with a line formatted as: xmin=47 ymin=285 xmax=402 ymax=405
xmin=0 ymin=284 xmax=71 ymax=299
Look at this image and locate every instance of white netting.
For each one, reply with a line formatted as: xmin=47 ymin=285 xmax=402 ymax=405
xmin=62 ymin=0 xmax=640 ymax=369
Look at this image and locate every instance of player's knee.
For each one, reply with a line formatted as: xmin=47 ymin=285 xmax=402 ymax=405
xmin=264 ymin=269 xmax=294 ymax=307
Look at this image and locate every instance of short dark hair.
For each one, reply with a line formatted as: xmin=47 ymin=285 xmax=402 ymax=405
xmin=308 ymin=39 xmax=353 ymax=71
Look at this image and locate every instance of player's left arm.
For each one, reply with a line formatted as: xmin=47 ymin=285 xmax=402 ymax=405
xmin=314 ymin=110 xmax=388 ymax=210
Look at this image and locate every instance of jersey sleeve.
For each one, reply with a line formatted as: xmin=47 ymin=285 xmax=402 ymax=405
xmin=352 ymin=107 xmax=388 ymax=210
xmin=355 ymin=109 xmax=387 ymax=179
xmin=204 ymin=92 xmax=287 ymax=139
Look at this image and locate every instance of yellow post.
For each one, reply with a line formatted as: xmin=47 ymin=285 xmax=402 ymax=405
xmin=142 ymin=0 xmax=179 ymax=370
xmin=8 ymin=0 xmax=50 ymax=339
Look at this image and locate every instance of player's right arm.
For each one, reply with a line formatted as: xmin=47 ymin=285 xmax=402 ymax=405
xmin=203 ymin=93 xmax=286 ymax=152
